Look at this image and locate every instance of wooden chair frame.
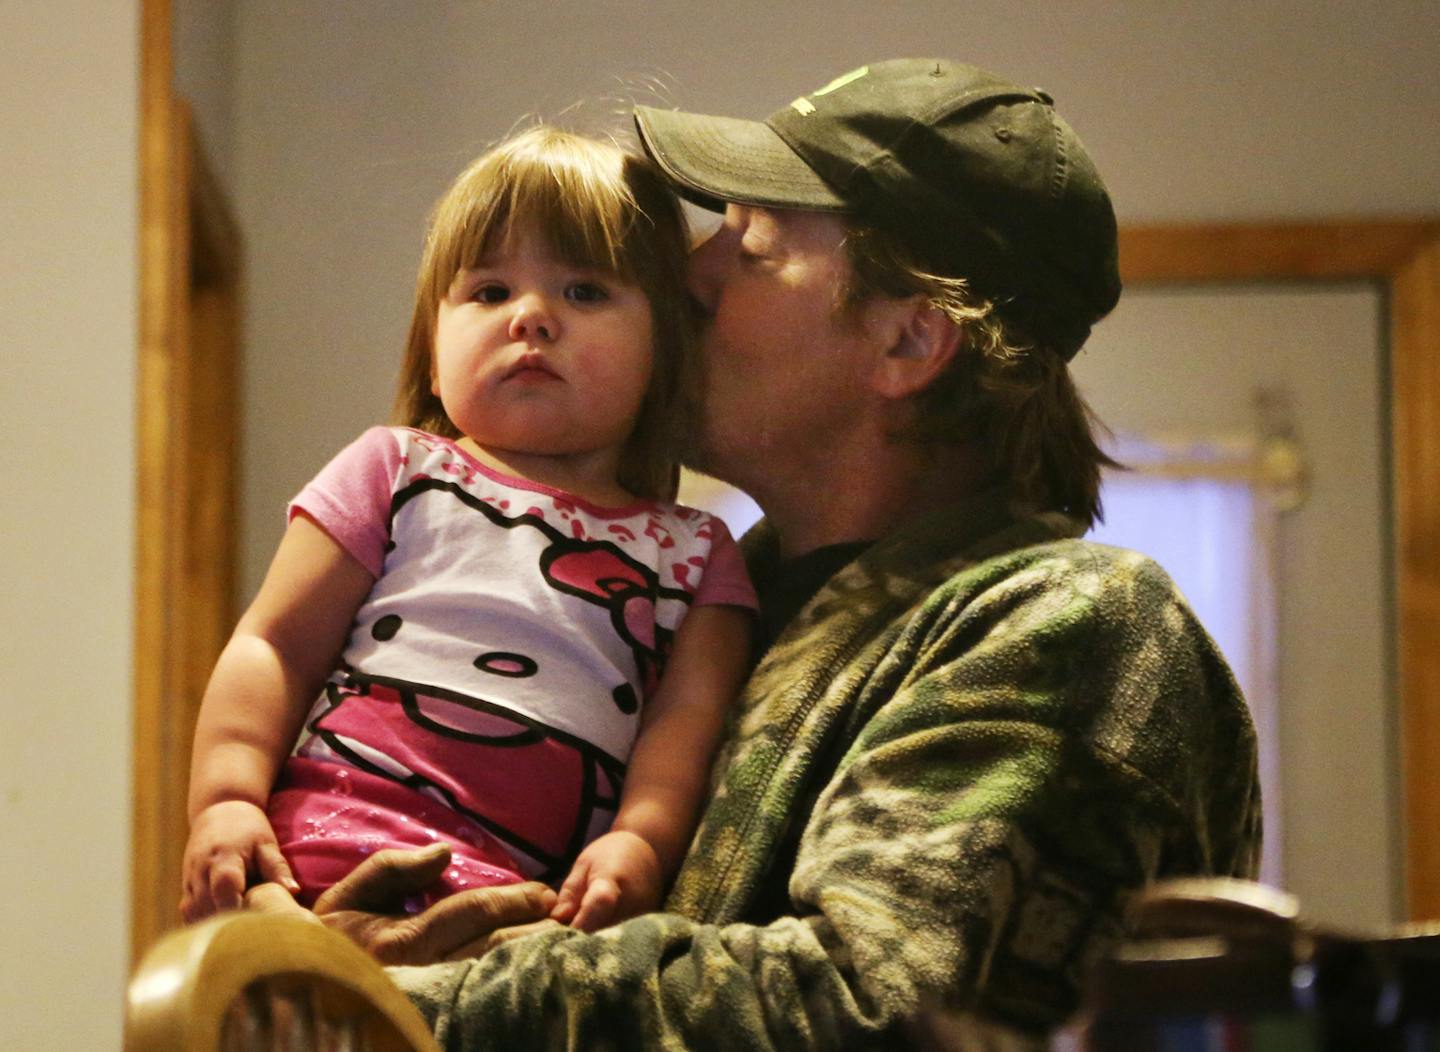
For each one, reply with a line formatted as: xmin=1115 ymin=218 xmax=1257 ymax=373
xmin=125 ymin=912 xmax=441 ymax=1051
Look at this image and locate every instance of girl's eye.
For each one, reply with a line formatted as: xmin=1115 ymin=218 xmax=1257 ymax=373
xmin=565 ymin=281 xmax=609 ymax=304
xmin=472 ymin=283 xmax=509 ymax=304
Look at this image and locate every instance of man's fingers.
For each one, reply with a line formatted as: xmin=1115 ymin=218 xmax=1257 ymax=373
xmin=243 ymin=881 xmax=294 ymax=914
xmin=313 ymin=843 xmax=453 ymax=914
xmin=244 ymin=881 xmax=321 ymax=923
xmin=444 ymin=918 xmax=566 ymax=962
xmin=374 ymin=881 xmax=558 ymax=965
xmin=256 ymin=841 xmax=301 ymax=894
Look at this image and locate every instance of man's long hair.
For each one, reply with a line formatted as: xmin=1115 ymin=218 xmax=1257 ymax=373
xmin=842 ymin=222 xmax=1117 ymax=529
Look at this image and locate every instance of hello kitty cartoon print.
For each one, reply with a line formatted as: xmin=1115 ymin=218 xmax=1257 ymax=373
xmin=265 ymin=428 xmax=755 ymax=903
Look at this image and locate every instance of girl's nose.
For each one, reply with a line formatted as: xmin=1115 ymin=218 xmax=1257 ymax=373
xmin=508 ymin=294 xmax=558 ymax=342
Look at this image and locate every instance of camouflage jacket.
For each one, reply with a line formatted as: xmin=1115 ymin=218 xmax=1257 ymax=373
xmin=390 ymin=490 xmax=1262 ymax=1048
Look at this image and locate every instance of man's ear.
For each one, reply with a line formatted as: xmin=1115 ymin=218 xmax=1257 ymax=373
xmin=870 ymin=302 xmax=961 ymax=400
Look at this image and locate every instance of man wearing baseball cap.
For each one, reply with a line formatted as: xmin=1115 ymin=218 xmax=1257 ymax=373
xmin=270 ymin=59 xmax=1262 ymax=1047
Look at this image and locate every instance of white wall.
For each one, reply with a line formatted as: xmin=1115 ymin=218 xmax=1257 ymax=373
xmin=0 ymin=3 xmax=139 ymax=1048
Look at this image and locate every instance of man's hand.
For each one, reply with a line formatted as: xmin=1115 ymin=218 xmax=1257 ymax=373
xmin=550 ymin=829 xmax=663 ymax=932
xmin=246 ymin=843 xmax=560 ymax=965
xmin=181 ymin=800 xmax=300 ymax=922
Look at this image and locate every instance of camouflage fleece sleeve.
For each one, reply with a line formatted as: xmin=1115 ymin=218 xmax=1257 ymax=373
xmin=389 ymin=544 xmax=1259 ymax=1047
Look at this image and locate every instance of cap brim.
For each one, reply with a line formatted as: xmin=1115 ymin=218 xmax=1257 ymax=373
xmin=634 ymin=105 xmax=848 ymax=213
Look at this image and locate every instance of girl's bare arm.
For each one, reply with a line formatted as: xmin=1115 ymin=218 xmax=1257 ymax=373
xmin=181 ymin=513 xmax=374 ymax=918
xmin=610 ymin=603 xmax=753 ymax=874
xmin=552 ymin=603 xmax=752 ymax=930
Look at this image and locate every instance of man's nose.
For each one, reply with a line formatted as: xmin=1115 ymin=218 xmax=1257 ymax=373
xmin=508 ymin=293 xmax=558 ymax=341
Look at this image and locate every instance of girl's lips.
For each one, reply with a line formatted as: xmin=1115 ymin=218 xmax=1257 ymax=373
xmin=503 ymin=355 xmax=560 ymax=381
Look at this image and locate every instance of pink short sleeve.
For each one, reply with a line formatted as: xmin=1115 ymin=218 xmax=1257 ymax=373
xmin=287 ymin=427 xmax=401 ymax=578
xmin=692 ymin=517 xmax=758 ymax=611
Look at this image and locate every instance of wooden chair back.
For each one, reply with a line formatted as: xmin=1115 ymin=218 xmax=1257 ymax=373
xmin=125 ymin=912 xmax=441 ymax=1051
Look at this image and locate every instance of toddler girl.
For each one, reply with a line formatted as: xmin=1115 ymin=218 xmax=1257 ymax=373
xmin=180 ymin=128 xmax=755 ymax=933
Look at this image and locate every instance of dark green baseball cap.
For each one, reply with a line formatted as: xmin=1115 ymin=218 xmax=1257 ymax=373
xmin=634 ymin=58 xmax=1121 ymax=359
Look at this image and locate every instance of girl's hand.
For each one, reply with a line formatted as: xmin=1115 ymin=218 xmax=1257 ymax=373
xmin=550 ymin=830 xmax=663 ymax=933
xmin=180 ymin=799 xmax=299 ymax=922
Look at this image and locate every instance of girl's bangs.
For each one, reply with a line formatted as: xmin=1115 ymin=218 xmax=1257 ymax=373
xmin=440 ymin=142 xmax=641 ymax=283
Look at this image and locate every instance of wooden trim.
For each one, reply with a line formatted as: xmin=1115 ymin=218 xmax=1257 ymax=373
xmin=135 ymin=0 xmax=181 ymax=964
xmin=1121 ymin=220 xmax=1440 ymax=284
xmin=1118 ymin=218 xmax=1440 ymax=920
xmin=1392 ymin=235 xmax=1440 ymax=921
xmin=135 ymin=0 xmax=243 ymax=961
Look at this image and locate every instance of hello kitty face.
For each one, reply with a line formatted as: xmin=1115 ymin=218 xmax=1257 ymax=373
xmin=336 ymin=473 xmax=696 ymax=762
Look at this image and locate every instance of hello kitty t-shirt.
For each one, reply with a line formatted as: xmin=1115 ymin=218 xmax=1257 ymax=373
xmin=267 ymin=427 xmax=755 ymax=897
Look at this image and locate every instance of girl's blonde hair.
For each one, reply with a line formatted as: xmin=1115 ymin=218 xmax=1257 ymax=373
xmin=391 ymin=126 xmax=694 ymax=500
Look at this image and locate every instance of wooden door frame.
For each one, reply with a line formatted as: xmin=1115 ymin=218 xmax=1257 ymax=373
xmin=1120 ymin=219 xmax=1440 ymax=920
xmin=135 ymin=0 xmax=243 ymax=961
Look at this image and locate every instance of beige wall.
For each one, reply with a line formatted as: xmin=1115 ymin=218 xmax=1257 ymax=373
xmin=0 ymin=3 xmax=139 ymax=1047
xmin=173 ymin=0 xmax=237 ymax=177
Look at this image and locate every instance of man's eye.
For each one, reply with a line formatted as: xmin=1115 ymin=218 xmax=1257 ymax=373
xmin=473 ymin=283 xmax=509 ymax=304
xmin=565 ymin=282 xmax=609 ymax=303
xmin=738 ymin=247 xmax=769 ymax=265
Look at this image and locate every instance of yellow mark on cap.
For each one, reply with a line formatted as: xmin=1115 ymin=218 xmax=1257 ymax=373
xmin=789 ymin=65 xmax=870 ymax=116
xmin=813 ymin=65 xmax=869 ymax=97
